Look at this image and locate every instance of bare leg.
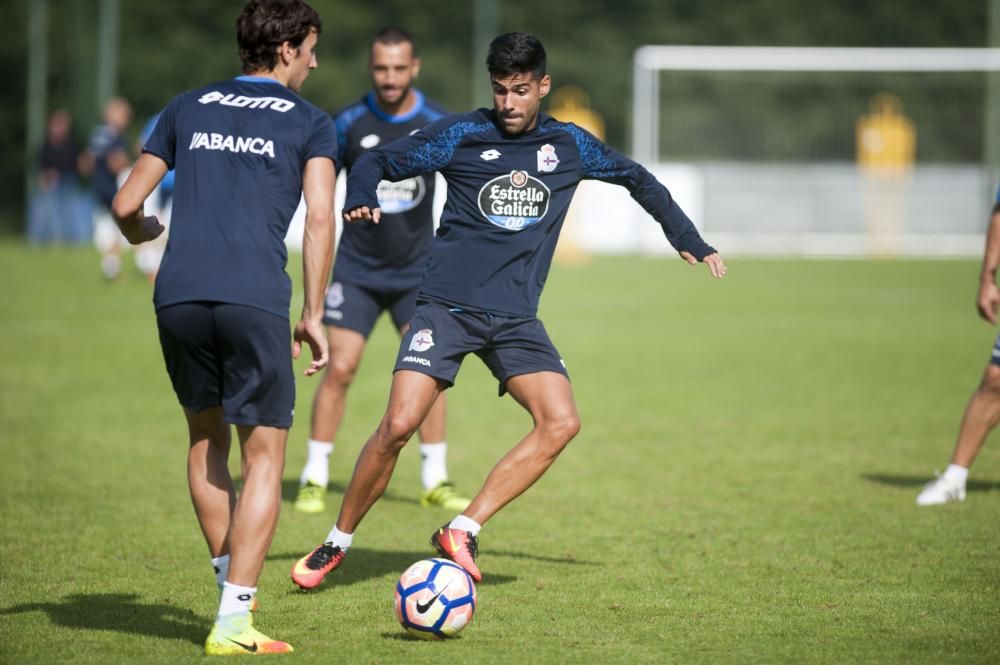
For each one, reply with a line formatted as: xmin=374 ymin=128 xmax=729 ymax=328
xmin=309 ymin=327 xmax=367 ymax=444
xmin=462 ymin=372 xmax=580 ymax=526
xmin=186 ymin=407 xmax=234 ymax=558
xmin=335 ymin=370 xmax=443 ymax=532
xmin=227 ymin=424 xmax=288 ymax=586
xmin=950 ymin=363 xmax=1000 ymax=468
xmin=417 ymin=391 xmax=447 ymax=443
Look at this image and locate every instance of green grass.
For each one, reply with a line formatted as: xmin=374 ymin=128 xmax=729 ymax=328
xmin=1 ymin=241 xmax=998 ymax=664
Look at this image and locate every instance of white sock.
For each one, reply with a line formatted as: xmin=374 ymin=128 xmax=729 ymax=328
xmin=300 ymin=439 xmax=334 ymax=487
xmin=324 ymin=526 xmax=353 ymax=550
xmin=211 ymin=554 xmax=229 ymax=589
xmin=217 ymin=582 xmax=256 ymax=619
xmin=449 ymin=515 xmax=482 ymax=537
xmin=420 ymin=442 xmax=448 ymax=490
xmin=943 ymin=464 xmax=969 ymax=485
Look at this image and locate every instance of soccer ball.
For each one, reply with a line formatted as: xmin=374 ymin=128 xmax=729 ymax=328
xmin=394 ymin=558 xmax=477 ymax=639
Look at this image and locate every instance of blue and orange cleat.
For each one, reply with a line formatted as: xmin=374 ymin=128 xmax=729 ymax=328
xmin=204 ymin=613 xmax=293 ymax=656
xmin=430 ymin=524 xmax=481 ymax=582
xmin=290 ymin=543 xmax=346 ymax=590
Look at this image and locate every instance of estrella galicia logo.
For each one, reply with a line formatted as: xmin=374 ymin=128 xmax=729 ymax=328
xmin=376 ymin=176 xmax=426 ymax=214
xmin=477 ymin=170 xmax=550 ymax=231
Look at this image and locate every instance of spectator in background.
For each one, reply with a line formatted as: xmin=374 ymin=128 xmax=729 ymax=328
xmin=28 ymin=110 xmax=88 ymax=245
xmin=81 ymin=97 xmax=133 ymax=279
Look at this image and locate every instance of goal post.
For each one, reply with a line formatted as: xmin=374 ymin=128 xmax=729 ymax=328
xmin=630 ymin=46 xmax=1000 ymax=257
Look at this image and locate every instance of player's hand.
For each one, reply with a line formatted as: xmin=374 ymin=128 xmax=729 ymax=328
xmin=680 ymin=251 xmax=727 ymax=279
xmin=292 ymin=317 xmax=329 ymax=377
xmin=342 ymin=205 xmax=382 ymax=225
xmin=977 ymin=281 xmax=1000 ymax=325
xmin=121 ymin=215 xmax=165 ymax=245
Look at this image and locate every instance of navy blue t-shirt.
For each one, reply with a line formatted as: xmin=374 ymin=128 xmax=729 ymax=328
xmin=144 ymin=77 xmax=338 ymax=318
xmin=333 ymin=90 xmax=445 ymax=290
xmin=344 ymin=108 xmax=715 ymax=318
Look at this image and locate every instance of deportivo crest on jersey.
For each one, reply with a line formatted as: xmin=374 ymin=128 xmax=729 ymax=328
xmin=197 ymin=90 xmax=295 ymax=113
xmin=408 ymin=328 xmax=435 ymax=353
xmin=360 ymin=133 xmax=381 ymax=149
xmin=376 ymin=176 xmax=426 ymax=214
xmin=537 ymin=144 xmax=559 ymax=172
xmin=189 ymin=132 xmax=276 ymax=158
xmin=325 ymin=282 xmax=345 ymax=308
xmin=478 ymin=171 xmax=551 ymax=231
xmin=480 ymin=149 xmax=501 ymax=161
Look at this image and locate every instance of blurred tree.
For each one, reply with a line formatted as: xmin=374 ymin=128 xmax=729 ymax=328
xmin=2 ymin=0 xmax=990 ymax=232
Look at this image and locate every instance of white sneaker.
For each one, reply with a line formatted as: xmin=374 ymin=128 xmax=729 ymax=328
xmin=915 ymin=473 xmax=966 ymax=506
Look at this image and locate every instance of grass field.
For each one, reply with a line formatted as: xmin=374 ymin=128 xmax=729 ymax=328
xmin=1 ymin=241 xmax=999 ymax=664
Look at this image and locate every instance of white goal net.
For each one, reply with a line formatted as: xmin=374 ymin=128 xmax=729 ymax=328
xmin=623 ymin=46 xmax=1000 ymax=257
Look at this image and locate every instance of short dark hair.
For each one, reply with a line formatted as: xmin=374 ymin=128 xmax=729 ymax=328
xmin=237 ymin=0 xmax=322 ymax=74
xmin=370 ymin=27 xmax=416 ymax=56
xmin=486 ymin=32 xmax=546 ymax=78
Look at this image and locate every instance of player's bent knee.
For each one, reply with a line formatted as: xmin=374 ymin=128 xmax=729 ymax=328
xmin=981 ymin=364 xmax=1000 ymax=396
xmin=540 ymin=412 xmax=581 ymax=446
xmin=325 ymin=357 xmax=359 ymax=386
xmin=378 ymin=411 xmax=420 ymax=447
xmin=243 ymin=448 xmax=285 ymax=474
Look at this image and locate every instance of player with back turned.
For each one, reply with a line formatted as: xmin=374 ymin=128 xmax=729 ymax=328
xmin=291 ymin=32 xmax=725 ymax=590
xmin=110 ymin=0 xmax=336 ymax=654
xmin=293 ymin=28 xmax=472 ymax=516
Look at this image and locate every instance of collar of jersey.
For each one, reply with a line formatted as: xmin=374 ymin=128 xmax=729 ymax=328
xmin=365 ymin=90 xmax=425 ymax=124
xmin=234 ymin=75 xmax=284 ymax=85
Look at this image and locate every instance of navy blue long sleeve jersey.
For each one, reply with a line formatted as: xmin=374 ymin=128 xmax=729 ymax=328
xmin=332 ymin=90 xmax=445 ymax=290
xmin=344 ymin=108 xmax=715 ymax=318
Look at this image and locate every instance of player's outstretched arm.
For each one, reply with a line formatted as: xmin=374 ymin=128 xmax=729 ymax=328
xmin=342 ymin=116 xmax=454 ymax=227
xmin=111 ymin=153 xmax=168 ymax=245
xmin=679 ymin=250 xmax=727 ymax=279
xmin=294 ymin=156 xmax=336 ymax=376
xmin=342 ymin=205 xmax=382 ymax=225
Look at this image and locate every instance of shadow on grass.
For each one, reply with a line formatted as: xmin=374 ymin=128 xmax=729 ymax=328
xmin=267 ymin=547 xmax=517 ymax=593
xmin=0 ymin=593 xmax=206 ymax=645
xmin=269 ymin=544 xmax=598 ymax=593
xmin=379 ymin=631 xmax=469 ymax=642
xmin=863 ymin=473 xmax=1000 ymax=492
xmin=278 ymin=478 xmax=419 ymax=507
xmin=268 ymin=547 xmax=519 ymax=591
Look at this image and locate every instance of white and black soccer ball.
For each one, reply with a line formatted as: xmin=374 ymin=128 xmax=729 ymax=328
xmin=394 ymin=558 xmax=477 ymax=639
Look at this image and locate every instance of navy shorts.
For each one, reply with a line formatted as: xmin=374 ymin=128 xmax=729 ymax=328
xmin=322 ymin=280 xmax=420 ymax=337
xmin=156 ymin=302 xmax=295 ymax=428
xmin=394 ymin=301 xmax=569 ymax=396
xmin=991 ymin=331 xmax=1000 ymax=366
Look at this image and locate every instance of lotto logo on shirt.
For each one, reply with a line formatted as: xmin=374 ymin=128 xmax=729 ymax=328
xmin=478 ymin=170 xmax=551 ymax=231
xmin=376 ymin=176 xmax=426 ymax=214
xmin=197 ymin=91 xmax=295 ymax=113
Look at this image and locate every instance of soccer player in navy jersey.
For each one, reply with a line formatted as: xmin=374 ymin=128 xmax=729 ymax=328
xmin=291 ymin=32 xmax=725 ymax=589
xmin=917 ymin=183 xmax=1000 ymax=506
xmin=293 ymin=28 xmax=472 ymax=516
xmin=111 ymin=0 xmax=335 ymax=654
